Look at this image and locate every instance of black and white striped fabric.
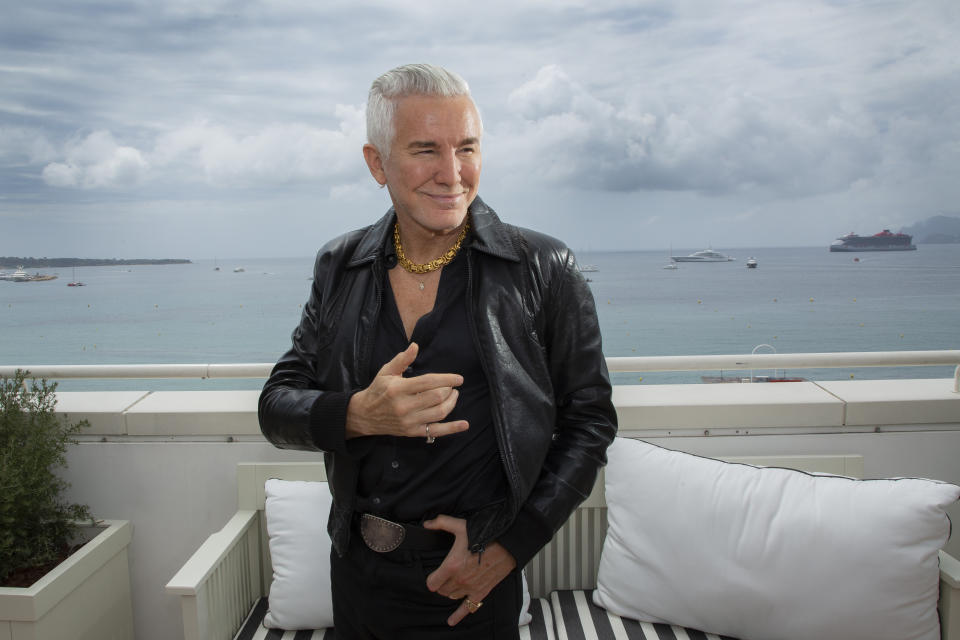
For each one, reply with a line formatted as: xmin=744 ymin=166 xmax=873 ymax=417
xmin=550 ymin=591 xmax=740 ymax=640
xmin=234 ymin=597 xmax=557 ymax=640
xmin=234 ymin=599 xmax=335 ymax=640
xmin=522 ymin=597 xmax=557 ymax=640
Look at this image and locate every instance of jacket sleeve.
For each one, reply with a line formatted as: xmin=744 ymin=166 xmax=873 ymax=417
xmin=258 ymin=250 xmax=354 ymax=456
xmin=497 ymin=246 xmax=618 ymax=566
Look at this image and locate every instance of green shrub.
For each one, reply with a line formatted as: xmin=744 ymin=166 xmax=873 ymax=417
xmin=0 ymin=370 xmax=91 ymax=584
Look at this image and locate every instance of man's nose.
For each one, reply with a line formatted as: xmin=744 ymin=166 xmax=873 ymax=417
xmin=433 ymin=151 xmax=461 ymax=185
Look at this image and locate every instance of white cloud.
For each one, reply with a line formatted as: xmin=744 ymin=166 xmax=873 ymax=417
xmin=40 ymin=162 xmax=77 ymax=188
xmin=40 ymin=103 xmax=368 ymax=191
xmin=152 ymin=120 xmax=354 ymax=184
xmin=0 ymin=127 xmax=58 ymax=165
xmin=151 ymin=104 xmax=366 ymax=185
xmin=496 ymin=62 xmax=916 ymax=197
xmin=41 ymin=131 xmax=147 ymax=189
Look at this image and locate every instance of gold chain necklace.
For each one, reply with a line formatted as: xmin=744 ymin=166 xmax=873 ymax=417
xmin=393 ymin=220 xmax=469 ymax=286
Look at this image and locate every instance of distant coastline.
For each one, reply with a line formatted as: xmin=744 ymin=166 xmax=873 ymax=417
xmin=902 ymin=215 xmax=960 ymax=244
xmin=0 ymin=257 xmax=192 ymax=268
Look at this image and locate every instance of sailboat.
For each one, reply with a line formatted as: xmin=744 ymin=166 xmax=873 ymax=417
xmin=662 ymin=245 xmax=679 ymax=269
xmin=67 ymin=267 xmax=86 ymax=287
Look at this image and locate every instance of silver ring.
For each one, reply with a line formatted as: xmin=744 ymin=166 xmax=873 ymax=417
xmin=425 ymin=424 xmax=435 ymax=444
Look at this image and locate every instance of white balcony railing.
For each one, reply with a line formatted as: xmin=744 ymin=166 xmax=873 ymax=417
xmin=3 ymin=350 xmax=957 ymax=640
xmin=2 ymin=349 xmax=959 ymax=390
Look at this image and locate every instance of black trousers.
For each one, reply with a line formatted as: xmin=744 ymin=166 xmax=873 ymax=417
xmin=331 ymin=535 xmax=522 ymax=639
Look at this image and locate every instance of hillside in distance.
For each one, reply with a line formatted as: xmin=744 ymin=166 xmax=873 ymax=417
xmin=902 ymin=215 xmax=960 ymax=244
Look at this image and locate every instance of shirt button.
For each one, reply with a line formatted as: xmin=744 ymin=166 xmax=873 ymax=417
xmin=391 ymin=461 xmax=400 ymax=469
xmin=372 ymin=497 xmax=381 ymax=505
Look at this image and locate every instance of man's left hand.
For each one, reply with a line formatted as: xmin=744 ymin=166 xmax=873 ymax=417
xmin=423 ymin=515 xmax=518 ymax=626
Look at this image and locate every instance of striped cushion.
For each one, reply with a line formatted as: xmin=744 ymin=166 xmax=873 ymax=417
xmin=234 ymin=596 xmax=556 ymax=640
xmin=522 ymin=597 xmax=557 ymax=640
xmin=234 ymin=599 xmax=334 ymax=640
xmin=551 ymin=590 xmax=740 ymax=640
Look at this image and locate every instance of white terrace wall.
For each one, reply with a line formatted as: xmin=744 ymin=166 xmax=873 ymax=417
xmin=55 ymin=379 xmax=960 ymax=640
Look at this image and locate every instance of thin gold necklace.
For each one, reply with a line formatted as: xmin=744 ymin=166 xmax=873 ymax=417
xmin=393 ymin=220 xmax=469 ymax=290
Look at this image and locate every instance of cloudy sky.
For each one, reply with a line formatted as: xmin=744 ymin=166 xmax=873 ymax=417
xmin=2 ymin=0 xmax=958 ymax=259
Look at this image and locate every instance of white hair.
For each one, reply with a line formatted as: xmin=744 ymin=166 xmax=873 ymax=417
xmin=366 ymin=63 xmax=480 ymax=159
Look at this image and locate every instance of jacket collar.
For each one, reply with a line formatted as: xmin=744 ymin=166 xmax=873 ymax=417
xmin=347 ymin=195 xmax=521 ymax=268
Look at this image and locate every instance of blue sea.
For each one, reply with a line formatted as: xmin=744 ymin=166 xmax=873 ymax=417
xmin=3 ymin=245 xmax=959 ymax=390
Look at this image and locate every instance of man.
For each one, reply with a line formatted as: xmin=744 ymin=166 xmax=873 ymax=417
xmin=259 ymin=63 xmax=617 ymax=639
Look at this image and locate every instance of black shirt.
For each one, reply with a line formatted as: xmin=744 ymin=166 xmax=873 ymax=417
xmin=352 ymin=245 xmax=509 ymax=525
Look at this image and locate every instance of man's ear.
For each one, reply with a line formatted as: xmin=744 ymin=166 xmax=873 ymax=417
xmin=362 ymin=144 xmax=387 ymax=185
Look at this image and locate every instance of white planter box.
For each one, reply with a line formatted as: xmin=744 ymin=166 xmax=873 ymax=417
xmin=0 ymin=520 xmax=134 ymax=640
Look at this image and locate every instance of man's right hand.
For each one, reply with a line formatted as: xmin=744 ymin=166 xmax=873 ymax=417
xmin=345 ymin=342 xmax=468 ymax=440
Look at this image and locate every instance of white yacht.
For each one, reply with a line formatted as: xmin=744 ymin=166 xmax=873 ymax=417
xmin=671 ymin=249 xmax=736 ymax=263
xmin=0 ymin=266 xmax=30 ymax=281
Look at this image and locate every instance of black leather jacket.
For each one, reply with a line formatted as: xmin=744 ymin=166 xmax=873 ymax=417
xmin=259 ymin=198 xmax=617 ymax=561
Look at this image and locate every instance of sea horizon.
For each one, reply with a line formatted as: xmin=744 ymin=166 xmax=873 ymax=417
xmin=6 ymin=240 xmax=960 ymax=266
xmin=3 ymin=244 xmax=958 ymax=391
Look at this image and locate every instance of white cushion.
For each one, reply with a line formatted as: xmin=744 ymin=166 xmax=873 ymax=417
xmin=263 ymin=479 xmax=334 ymax=630
xmin=263 ymin=478 xmax=533 ymax=629
xmin=519 ymin=570 xmax=532 ymax=625
xmin=594 ymin=438 xmax=959 ymax=640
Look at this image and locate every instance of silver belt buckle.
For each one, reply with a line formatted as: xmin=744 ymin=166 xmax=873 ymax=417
xmin=359 ymin=514 xmax=406 ymax=552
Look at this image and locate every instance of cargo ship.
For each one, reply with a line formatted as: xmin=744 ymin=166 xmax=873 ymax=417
xmin=829 ymin=229 xmax=917 ymax=252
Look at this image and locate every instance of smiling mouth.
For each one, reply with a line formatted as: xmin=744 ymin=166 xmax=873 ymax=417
xmin=423 ymin=192 xmax=466 ymax=206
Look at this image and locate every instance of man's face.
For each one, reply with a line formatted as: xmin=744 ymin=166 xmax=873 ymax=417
xmin=364 ymin=94 xmax=482 ymax=236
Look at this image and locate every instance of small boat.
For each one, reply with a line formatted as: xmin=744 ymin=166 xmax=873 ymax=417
xmin=671 ymin=249 xmax=735 ymax=263
xmin=578 ymin=264 xmax=599 ymax=273
xmin=746 ymin=257 xmax=758 ymax=268
xmin=664 ymin=246 xmax=679 ymax=269
xmin=67 ymin=267 xmax=86 ymax=287
xmin=233 ymin=267 xmax=245 ymax=273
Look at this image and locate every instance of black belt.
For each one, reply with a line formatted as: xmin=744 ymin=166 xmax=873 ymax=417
xmin=357 ymin=513 xmax=455 ymax=553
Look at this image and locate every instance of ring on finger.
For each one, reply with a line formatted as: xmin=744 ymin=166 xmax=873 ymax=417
xmin=464 ymin=598 xmax=483 ymax=614
xmin=424 ymin=424 xmax=436 ymax=444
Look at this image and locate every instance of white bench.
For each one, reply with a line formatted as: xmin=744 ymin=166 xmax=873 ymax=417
xmin=166 ymin=454 xmax=960 ymax=640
